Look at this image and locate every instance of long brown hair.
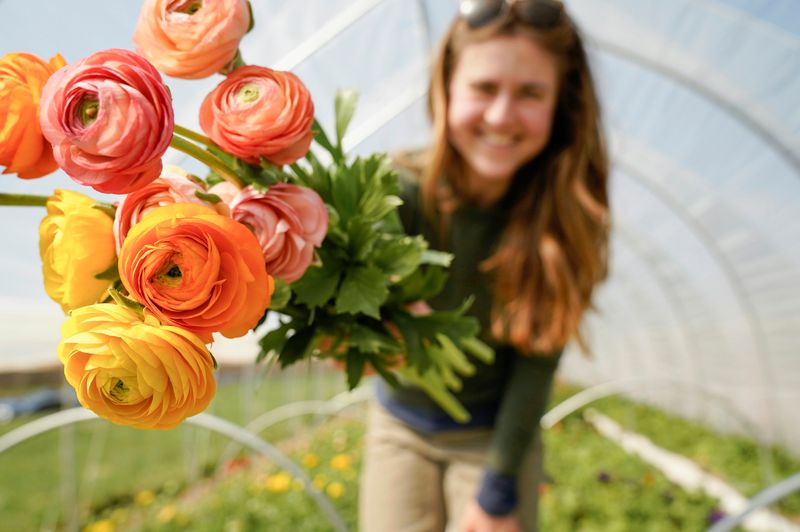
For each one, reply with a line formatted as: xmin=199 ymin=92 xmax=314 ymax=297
xmin=421 ymin=10 xmax=609 ymax=355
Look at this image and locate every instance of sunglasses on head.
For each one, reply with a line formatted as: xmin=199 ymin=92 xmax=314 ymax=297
xmin=459 ymin=0 xmax=564 ymax=29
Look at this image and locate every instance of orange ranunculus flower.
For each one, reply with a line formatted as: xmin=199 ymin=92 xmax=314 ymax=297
xmin=0 ymin=52 xmax=66 ymax=178
xmin=39 ymin=189 xmax=116 ymax=313
xmin=118 ymin=203 xmax=273 ymax=342
xmin=199 ymin=66 xmax=314 ymax=166
xmin=58 ymin=303 xmax=216 ymax=429
xmin=133 ymin=0 xmax=251 ymax=79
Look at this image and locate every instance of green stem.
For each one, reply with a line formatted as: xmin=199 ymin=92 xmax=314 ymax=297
xmin=173 ymin=124 xmax=218 ymax=149
xmin=108 ymin=288 xmax=145 ymax=319
xmin=170 ymin=135 xmax=244 ymax=189
xmin=0 ymin=192 xmax=49 ymax=207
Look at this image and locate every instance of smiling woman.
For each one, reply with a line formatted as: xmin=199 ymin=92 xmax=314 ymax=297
xmin=359 ymin=1 xmax=610 ymax=531
xmin=446 ymin=35 xmax=559 ymax=206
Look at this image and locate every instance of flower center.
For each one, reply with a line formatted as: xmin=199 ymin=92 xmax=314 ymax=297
xmin=78 ymin=98 xmax=99 ymax=126
xmin=155 ymin=261 xmax=183 ymax=287
xmin=109 ymin=378 xmax=131 ymax=402
xmin=185 ymin=1 xmax=202 ymax=14
xmin=236 ymin=83 xmax=261 ymax=105
xmin=170 ymin=0 xmax=202 ymax=15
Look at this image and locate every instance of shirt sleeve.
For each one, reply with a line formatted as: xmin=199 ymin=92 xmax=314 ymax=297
xmin=477 ymin=351 xmax=561 ymax=516
xmin=395 ymin=169 xmax=422 ymax=236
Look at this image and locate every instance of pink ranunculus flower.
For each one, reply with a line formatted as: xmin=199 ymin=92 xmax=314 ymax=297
xmin=199 ymin=66 xmax=314 ymax=166
xmin=133 ymin=0 xmax=251 ymax=80
xmin=39 ymin=48 xmax=174 ymax=194
xmin=266 ymin=183 xmax=328 ymax=247
xmin=228 ymin=183 xmax=328 ymax=283
xmin=113 ymin=165 xmax=228 ymax=252
xmin=207 ymin=180 xmax=240 ymax=205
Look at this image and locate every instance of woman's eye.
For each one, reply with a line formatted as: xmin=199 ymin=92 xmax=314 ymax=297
xmin=471 ymin=82 xmax=497 ymax=96
xmin=518 ymin=86 xmax=545 ymax=99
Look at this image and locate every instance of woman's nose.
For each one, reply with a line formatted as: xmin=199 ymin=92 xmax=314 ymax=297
xmin=483 ymin=93 xmax=515 ymax=126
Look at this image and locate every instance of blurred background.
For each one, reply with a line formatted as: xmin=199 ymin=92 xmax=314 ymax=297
xmin=1 ymin=0 xmax=799 ymax=530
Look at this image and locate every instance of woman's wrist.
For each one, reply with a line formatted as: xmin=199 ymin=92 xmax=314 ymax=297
xmin=477 ymin=469 xmax=518 ymax=516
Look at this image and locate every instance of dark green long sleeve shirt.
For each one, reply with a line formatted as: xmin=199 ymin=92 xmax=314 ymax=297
xmin=375 ymin=172 xmax=561 ymax=514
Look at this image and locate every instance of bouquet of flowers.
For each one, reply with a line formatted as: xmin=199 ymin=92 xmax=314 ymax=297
xmin=0 ymin=0 xmax=493 ymax=429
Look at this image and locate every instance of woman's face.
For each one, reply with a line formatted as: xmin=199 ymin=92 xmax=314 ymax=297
xmin=447 ymin=34 xmax=559 ymax=191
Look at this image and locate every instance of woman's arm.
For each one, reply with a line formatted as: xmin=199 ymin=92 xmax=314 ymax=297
xmin=477 ymin=351 xmax=561 ymax=515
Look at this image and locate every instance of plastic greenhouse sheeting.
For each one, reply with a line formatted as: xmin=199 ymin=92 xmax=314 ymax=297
xmin=1 ymin=0 xmax=798 ymax=453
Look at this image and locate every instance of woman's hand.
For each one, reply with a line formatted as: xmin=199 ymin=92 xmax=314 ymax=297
xmin=460 ymin=501 xmax=521 ymax=532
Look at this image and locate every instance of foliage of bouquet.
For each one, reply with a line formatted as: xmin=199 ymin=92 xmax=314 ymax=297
xmin=0 ymin=0 xmax=492 ymax=429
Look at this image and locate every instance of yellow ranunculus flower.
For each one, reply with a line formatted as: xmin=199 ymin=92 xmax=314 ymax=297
xmin=58 ymin=303 xmax=216 ymax=429
xmin=39 ymin=189 xmax=116 ymax=313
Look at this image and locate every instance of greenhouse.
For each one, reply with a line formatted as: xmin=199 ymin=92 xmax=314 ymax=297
xmin=0 ymin=0 xmax=798 ymax=530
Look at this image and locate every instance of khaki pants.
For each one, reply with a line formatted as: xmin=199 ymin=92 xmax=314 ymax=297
xmin=359 ymin=402 xmax=542 ymax=532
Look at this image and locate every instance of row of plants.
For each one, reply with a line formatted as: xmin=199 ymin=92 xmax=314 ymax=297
xmin=101 ymin=412 xmax=727 ymax=532
xmin=581 ymin=387 xmax=800 ymax=517
xmin=2 ymin=378 xmax=797 ymax=530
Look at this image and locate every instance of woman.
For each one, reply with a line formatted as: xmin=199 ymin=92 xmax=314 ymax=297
xmin=360 ymin=1 xmax=609 ymax=530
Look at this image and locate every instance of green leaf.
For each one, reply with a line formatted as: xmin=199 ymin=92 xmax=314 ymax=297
xmin=392 ymin=265 xmax=449 ymax=303
xmin=396 ymin=367 xmax=471 ymax=422
xmin=411 ymin=298 xmax=481 ymax=341
xmin=421 ymin=249 xmax=453 ymax=267
xmin=374 ymin=235 xmax=426 ymax=281
xmin=347 ymin=219 xmax=379 ymax=262
xmin=91 ymin=202 xmax=117 ymax=220
xmin=368 ymin=355 xmax=400 ymax=388
xmin=268 ymin=278 xmax=292 ymax=310
xmin=312 ymin=119 xmax=342 ymax=162
xmin=359 ymin=188 xmax=401 ymax=222
xmin=345 ymin=348 xmax=366 ymax=389
xmin=348 ymin=323 xmax=401 ymax=354
xmin=194 ymin=190 xmax=222 ymax=204
xmin=94 ymin=261 xmax=119 ymax=281
xmin=278 ymin=326 xmax=315 ymax=368
xmin=205 ymin=172 xmax=225 ymax=188
xmin=293 ymin=263 xmax=342 ymax=309
xmin=204 ymin=145 xmax=266 ymax=188
xmin=429 ymin=334 xmax=476 ymax=377
xmin=461 ymin=337 xmax=495 ymax=364
xmin=334 ymin=89 xmax=358 ymax=146
xmin=246 ymin=1 xmax=255 ymax=33
xmin=107 ymin=288 xmax=144 ymax=317
xmin=257 ymin=322 xmax=293 ymax=362
xmin=388 ymin=311 xmax=426 ymax=371
xmin=289 ymin=160 xmax=331 ymax=199
xmin=376 ymin=195 xmax=404 ymax=220
xmin=330 ymin=165 xmax=362 ymax=220
xmin=335 ymin=265 xmax=388 ymax=319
